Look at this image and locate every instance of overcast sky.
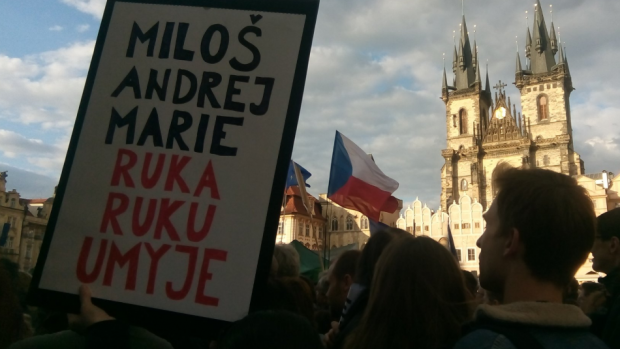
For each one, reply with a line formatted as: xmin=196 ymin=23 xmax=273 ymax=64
xmin=1 ymin=0 xmax=618 ymax=208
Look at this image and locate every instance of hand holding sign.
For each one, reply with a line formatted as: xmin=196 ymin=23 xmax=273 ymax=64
xmin=68 ymin=285 xmax=115 ymax=332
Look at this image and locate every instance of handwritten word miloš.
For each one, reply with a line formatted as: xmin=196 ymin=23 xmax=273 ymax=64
xmin=111 ymin=68 xmax=275 ymax=117
xmin=106 ymin=108 xmax=243 ymax=156
xmin=76 ymin=237 xmax=227 ymax=306
xmin=125 ymin=21 xmax=262 ymax=72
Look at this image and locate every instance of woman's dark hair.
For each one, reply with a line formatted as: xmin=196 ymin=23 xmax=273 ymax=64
xmin=345 ymin=236 xmax=472 ymax=349
xmin=355 ymin=228 xmax=408 ymax=286
xmin=217 ymin=310 xmax=321 ymax=349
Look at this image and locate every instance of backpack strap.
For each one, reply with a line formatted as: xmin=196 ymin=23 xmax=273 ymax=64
xmin=475 ymin=324 xmax=545 ymax=349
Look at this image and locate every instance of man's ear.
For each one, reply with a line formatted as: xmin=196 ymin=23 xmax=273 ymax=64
xmin=503 ymin=228 xmax=521 ymax=257
xmin=610 ymin=237 xmax=620 ymax=255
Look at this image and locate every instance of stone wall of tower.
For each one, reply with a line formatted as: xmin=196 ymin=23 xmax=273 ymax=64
xmin=445 ymin=97 xmax=479 ymax=150
xmin=521 ymin=79 xmax=570 ymax=141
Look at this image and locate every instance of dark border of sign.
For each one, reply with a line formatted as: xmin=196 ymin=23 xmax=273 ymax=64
xmin=28 ymin=0 xmax=319 ymax=340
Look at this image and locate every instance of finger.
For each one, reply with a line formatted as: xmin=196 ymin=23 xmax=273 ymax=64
xmin=79 ymin=284 xmax=93 ymax=308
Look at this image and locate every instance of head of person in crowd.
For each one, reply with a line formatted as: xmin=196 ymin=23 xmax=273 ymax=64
xmin=578 ymin=281 xmax=607 ymax=306
xmin=355 ymin=228 xmax=408 ymax=287
xmin=461 ymin=270 xmax=479 ymax=300
xmin=0 ymin=258 xmax=27 ymax=349
xmin=345 ymin=236 xmax=471 ymax=349
xmin=477 ymin=166 xmax=596 ymax=303
xmin=269 ymin=254 xmax=279 ymax=278
xmin=563 ymin=277 xmax=580 ymax=306
xmin=216 ymin=310 xmax=322 ymax=349
xmin=252 ymin=277 xmax=316 ymax=329
xmin=591 ymin=208 xmax=620 ymax=274
xmin=273 ymin=244 xmax=300 ymax=278
xmin=327 ymin=250 xmax=361 ymax=317
xmin=315 ymin=271 xmax=330 ymax=310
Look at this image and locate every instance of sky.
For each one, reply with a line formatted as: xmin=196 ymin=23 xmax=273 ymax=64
xmin=0 ymin=0 xmax=619 ymax=209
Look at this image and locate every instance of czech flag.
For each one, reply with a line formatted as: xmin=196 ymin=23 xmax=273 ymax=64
xmin=328 ymin=131 xmax=399 ymax=221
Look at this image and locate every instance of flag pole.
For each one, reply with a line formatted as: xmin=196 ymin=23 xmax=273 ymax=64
xmin=293 ymin=161 xmax=324 ymax=271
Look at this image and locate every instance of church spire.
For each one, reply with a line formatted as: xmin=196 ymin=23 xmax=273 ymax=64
xmin=455 ymin=15 xmax=476 ymax=90
xmin=525 ymin=27 xmax=532 ymax=59
xmin=549 ymin=22 xmax=558 ymax=55
xmin=485 ymin=63 xmax=491 ymax=93
xmin=529 ymin=0 xmax=556 ymax=74
xmin=442 ymin=66 xmax=448 ymax=90
xmin=516 ymin=51 xmax=523 ymax=73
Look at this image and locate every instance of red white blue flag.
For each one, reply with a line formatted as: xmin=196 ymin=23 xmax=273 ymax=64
xmin=328 ymin=131 xmax=399 ymax=221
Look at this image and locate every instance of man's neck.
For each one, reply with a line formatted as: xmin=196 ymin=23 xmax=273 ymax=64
xmin=502 ymin=266 xmax=563 ymax=304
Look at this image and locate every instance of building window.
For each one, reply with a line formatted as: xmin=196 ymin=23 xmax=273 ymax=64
xmin=278 ymin=222 xmax=283 ymax=235
xmin=298 ymin=221 xmax=303 ymax=236
xmin=456 ymin=249 xmax=462 ymax=262
xmin=346 ymin=216 xmax=353 ymax=230
xmin=459 ymin=109 xmax=468 ymax=135
xmin=26 ymin=244 xmax=32 ymax=258
xmin=331 ymin=217 xmax=338 ymax=231
xmin=468 ymin=248 xmax=476 ymax=261
xmin=538 ymin=95 xmax=549 ymax=120
xmin=424 ymin=226 xmax=429 ymax=232
xmin=415 ymin=226 xmax=421 ymax=232
xmin=361 ymin=217 xmax=368 ymax=230
xmin=475 ymin=222 xmax=480 ymax=229
xmin=461 ymin=179 xmax=468 ymax=191
xmin=313 ymin=226 xmax=317 ymax=238
xmin=543 ymin=155 xmax=550 ymax=166
xmin=462 ymin=223 xmax=471 ymax=229
xmin=454 ymin=224 xmax=460 ymax=229
xmin=305 ymin=224 xmax=310 ymax=237
xmin=7 ymin=236 xmax=13 ymax=248
xmin=10 ymin=199 xmax=16 ymax=208
xmin=406 ymin=227 xmax=413 ymax=234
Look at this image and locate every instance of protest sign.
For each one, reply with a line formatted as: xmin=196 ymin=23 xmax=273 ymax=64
xmin=29 ymin=0 xmax=319 ymax=334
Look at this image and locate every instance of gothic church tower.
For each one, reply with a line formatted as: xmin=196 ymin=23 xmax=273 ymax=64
xmin=440 ymin=0 xmax=584 ymax=212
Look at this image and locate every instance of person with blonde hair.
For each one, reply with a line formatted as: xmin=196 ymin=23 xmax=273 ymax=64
xmin=344 ymin=236 xmax=472 ymax=349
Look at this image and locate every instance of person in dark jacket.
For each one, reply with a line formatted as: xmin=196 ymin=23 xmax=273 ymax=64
xmin=589 ymin=208 xmax=620 ymax=348
xmin=324 ymin=228 xmax=407 ymax=349
xmin=455 ymin=167 xmax=608 ymax=349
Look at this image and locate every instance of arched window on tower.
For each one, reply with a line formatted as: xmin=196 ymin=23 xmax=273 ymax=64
xmin=538 ymin=95 xmax=549 ymax=121
xmin=346 ymin=216 xmax=353 ymax=230
xmin=459 ymin=109 xmax=468 ymax=135
xmin=461 ymin=179 xmax=468 ymax=191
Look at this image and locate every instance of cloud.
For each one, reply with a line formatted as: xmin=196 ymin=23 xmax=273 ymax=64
xmin=3 ymin=0 xmax=619 ymax=211
xmin=0 ymin=41 xmax=94 ymax=129
xmin=61 ymin=0 xmax=106 ymax=18
xmin=0 ymin=130 xmax=65 ymax=175
xmin=76 ymin=24 xmax=90 ymax=32
xmin=49 ymin=25 xmax=64 ymax=32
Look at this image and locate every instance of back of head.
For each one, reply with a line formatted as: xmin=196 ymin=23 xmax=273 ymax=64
xmin=356 ymin=228 xmax=408 ymax=286
xmin=217 ymin=310 xmax=321 ymax=349
xmin=597 ymin=208 xmax=620 ymax=240
xmin=332 ymin=250 xmax=361 ymax=282
xmin=494 ymin=167 xmax=595 ymax=287
xmin=345 ymin=236 xmax=471 ymax=349
xmin=273 ymin=244 xmax=300 ymax=278
xmin=252 ymin=277 xmax=315 ymax=328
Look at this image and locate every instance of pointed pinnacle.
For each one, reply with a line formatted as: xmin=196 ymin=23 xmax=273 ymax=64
xmin=516 ymin=51 xmax=523 ymax=72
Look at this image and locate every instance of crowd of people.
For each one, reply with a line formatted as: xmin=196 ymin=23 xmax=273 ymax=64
xmin=1 ymin=167 xmax=620 ymax=348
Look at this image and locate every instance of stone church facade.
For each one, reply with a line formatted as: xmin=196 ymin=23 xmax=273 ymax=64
xmin=440 ymin=0 xmax=583 ymax=212
xmin=397 ymin=0 xmax=619 ymax=281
